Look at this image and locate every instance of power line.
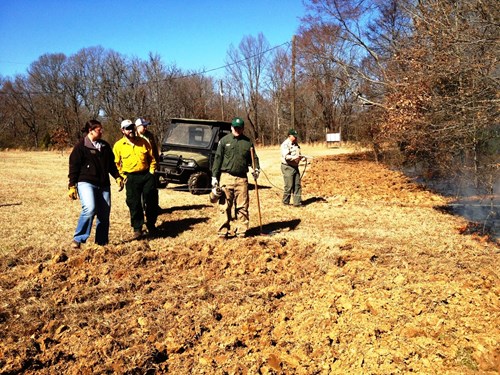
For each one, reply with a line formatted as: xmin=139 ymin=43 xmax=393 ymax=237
xmin=0 ymin=41 xmax=292 ymax=96
xmin=176 ymin=41 xmax=291 ymax=79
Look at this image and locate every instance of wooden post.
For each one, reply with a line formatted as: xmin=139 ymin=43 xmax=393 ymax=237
xmin=250 ymin=147 xmax=262 ymax=233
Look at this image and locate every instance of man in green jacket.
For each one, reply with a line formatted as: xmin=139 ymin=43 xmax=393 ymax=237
xmin=211 ymin=117 xmax=260 ymax=238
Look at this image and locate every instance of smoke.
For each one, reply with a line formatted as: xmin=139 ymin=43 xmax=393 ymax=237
xmin=413 ymin=163 xmax=500 ymax=241
xmin=447 ymin=169 xmax=499 ymax=241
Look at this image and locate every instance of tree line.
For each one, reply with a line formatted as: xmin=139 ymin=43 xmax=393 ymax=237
xmin=1 ymin=0 xmax=498 ymax=194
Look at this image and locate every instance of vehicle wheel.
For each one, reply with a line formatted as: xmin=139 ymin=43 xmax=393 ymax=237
xmin=188 ymin=172 xmax=209 ymax=195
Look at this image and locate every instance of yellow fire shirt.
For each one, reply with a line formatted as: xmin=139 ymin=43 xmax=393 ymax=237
xmin=113 ymin=136 xmax=157 ymax=175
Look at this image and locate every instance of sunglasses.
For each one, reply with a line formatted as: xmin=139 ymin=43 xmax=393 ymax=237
xmin=124 ymin=126 xmax=135 ymax=131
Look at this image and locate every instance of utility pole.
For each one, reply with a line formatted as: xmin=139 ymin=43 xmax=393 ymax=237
xmin=291 ymin=35 xmax=296 ymax=130
xmin=219 ymin=80 xmax=225 ymax=120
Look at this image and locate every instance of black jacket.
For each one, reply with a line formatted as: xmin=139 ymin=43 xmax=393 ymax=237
xmin=68 ymin=136 xmax=120 ymax=188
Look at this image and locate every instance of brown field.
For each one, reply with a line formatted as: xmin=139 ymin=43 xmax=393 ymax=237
xmin=0 ymin=146 xmax=498 ymax=374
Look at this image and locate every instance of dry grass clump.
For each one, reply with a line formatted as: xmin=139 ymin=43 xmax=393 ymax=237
xmin=0 ymin=147 xmax=498 ymax=374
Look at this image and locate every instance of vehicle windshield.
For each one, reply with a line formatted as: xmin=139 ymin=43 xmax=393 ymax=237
xmin=163 ymin=123 xmax=214 ymax=148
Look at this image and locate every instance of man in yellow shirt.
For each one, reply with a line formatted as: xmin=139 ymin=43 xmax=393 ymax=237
xmin=113 ymin=119 xmax=158 ymax=239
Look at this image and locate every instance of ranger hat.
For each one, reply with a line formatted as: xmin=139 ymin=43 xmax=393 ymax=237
xmin=120 ymin=119 xmax=134 ymax=129
xmin=135 ymin=118 xmax=151 ymax=127
xmin=288 ymin=129 xmax=298 ymax=137
xmin=231 ymin=117 xmax=244 ymax=128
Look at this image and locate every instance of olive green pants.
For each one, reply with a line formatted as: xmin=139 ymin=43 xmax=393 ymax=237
xmin=281 ymin=164 xmax=302 ymax=206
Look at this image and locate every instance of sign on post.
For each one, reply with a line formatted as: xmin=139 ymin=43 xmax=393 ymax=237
xmin=326 ymin=133 xmax=341 ymax=148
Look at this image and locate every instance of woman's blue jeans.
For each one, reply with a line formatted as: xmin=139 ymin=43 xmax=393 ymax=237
xmin=73 ymin=182 xmax=111 ymax=245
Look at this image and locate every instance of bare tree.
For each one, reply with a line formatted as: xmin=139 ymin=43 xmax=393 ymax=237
xmin=99 ymin=51 xmax=131 ymax=124
xmin=388 ymin=0 xmax=499 ymax=190
xmin=143 ymin=53 xmax=182 ymax=139
xmin=176 ymin=73 xmax=216 ymax=119
xmin=301 ymin=0 xmax=499 ymax=188
xmin=294 ymin=21 xmax=359 ymax=142
xmin=27 ymin=53 xmax=80 ymax=142
xmin=225 ymin=33 xmax=270 ymax=142
xmin=67 ymin=47 xmax=107 ymax=120
xmin=3 ymin=76 xmax=45 ymax=148
xmin=0 ymin=79 xmax=27 ymax=148
xmin=266 ymin=46 xmax=292 ymax=144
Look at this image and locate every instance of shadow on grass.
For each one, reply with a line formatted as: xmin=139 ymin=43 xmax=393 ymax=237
xmin=123 ymin=217 xmax=209 ymax=243
xmin=164 ymin=183 xmax=272 ymax=193
xmin=249 ymin=183 xmax=272 ymax=191
xmin=156 ymin=217 xmax=209 ymax=238
xmin=167 ymin=184 xmax=195 ymax=193
xmin=159 ymin=204 xmax=210 ymax=215
xmin=302 ymin=196 xmax=328 ymax=206
xmin=247 ymin=218 xmax=301 ymax=237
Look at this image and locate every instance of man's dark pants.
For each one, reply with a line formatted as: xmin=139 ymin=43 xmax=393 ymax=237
xmin=125 ymin=171 xmax=158 ymax=231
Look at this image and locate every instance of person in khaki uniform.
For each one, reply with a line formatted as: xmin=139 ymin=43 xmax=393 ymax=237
xmin=281 ymin=129 xmax=304 ymax=206
xmin=113 ymin=119 xmax=158 ymax=239
xmin=211 ymin=117 xmax=260 ymax=238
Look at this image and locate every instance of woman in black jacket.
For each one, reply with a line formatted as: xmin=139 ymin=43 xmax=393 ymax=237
xmin=68 ymin=120 xmax=124 ymax=248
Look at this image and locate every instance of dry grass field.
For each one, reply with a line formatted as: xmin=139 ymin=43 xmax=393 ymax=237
xmin=0 ymin=145 xmax=499 ymax=374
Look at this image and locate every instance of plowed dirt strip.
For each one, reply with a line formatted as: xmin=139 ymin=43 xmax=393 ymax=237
xmin=0 ymin=148 xmax=498 ymax=374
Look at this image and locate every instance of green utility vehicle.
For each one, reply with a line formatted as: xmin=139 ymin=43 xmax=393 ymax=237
xmin=156 ymin=118 xmax=232 ymax=194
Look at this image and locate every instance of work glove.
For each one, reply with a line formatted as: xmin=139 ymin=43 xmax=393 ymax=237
xmin=68 ymin=186 xmax=78 ymax=200
xmin=116 ymin=177 xmax=125 ymax=192
xmin=252 ymin=169 xmax=260 ymax=180
xmin=211 ymin=177 xmax=218 ymax=187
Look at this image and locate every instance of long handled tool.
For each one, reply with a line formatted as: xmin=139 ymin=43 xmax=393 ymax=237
xmin=250 ymin=147 xmax=262 ymax=234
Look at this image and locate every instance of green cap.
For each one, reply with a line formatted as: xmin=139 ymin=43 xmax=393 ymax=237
xmin=231 ymin=117 xmax=245 ymax=128
xmin=288 ymin=129 xmax=298 ymax=137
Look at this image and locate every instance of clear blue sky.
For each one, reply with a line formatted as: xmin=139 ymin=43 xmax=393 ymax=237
xmin=0 ymin=0 xmax=305 ymax=79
